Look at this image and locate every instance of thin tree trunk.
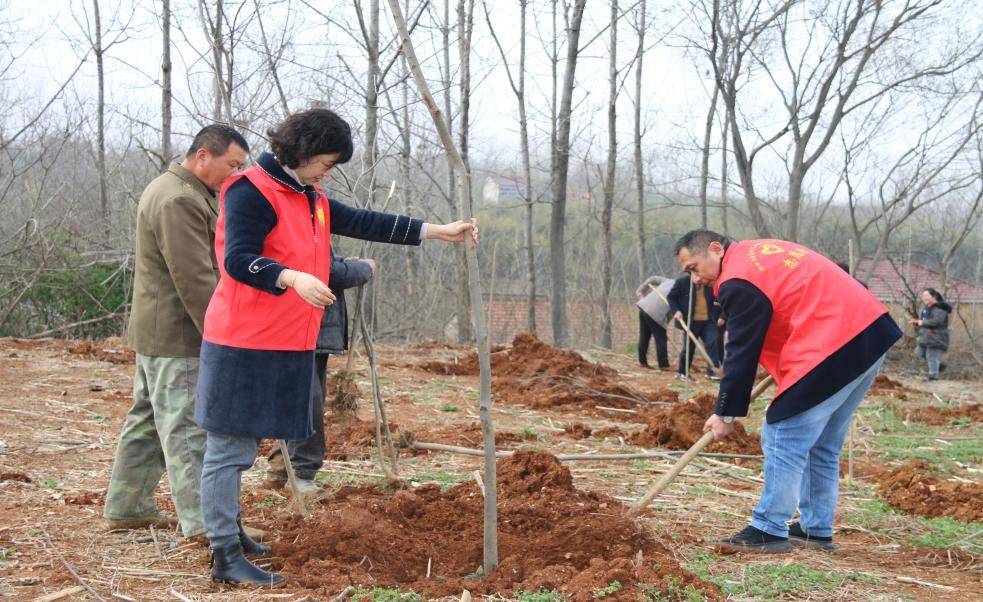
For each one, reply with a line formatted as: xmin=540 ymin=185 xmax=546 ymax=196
xmin=253 ymin=0 xmax=289 ymax=117
xmin=518 ymin=1 xmax=535 ymax=334
xmin=93 ymin=0 xmax=108 ymax=232
xmin=600 ymin=0 xmax=618 ymax=349
xmin=400 ymin=12 xmax=418 ymax=297
xmin=161 ymin=0 xmax=172 ymax=167
xmin=699 ymin=85 xmax=719 ymax=230
xmin=456 ymin=0 xmax=475 ymax=342
xmin=211 ymin=0 xmax=224 ymax=120
xmin=633 ymin=0 xmax=646 ymax=283
xmin=549 ymin=0 xmax=587 ymax=348
xmin=720 ymin=108 xmax=729 ymax=234
xmin=386 ymin=0 xmax=497 ymax=572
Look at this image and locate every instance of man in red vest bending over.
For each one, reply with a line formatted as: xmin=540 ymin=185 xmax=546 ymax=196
xmin=674 ymin=230 xmax=901 ymax=553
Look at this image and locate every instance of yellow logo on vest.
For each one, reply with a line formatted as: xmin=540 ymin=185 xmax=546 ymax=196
xmin=760 ymin=243 xmax=785 ymax=255
xmin=316 ymin=206 xmax=326 ymax=226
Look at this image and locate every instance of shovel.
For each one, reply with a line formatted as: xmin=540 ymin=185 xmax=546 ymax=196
xmin=627 ymin=373 xmax=774 ymax=517
xmin=278 ymin=440 xmax=312 ymax=515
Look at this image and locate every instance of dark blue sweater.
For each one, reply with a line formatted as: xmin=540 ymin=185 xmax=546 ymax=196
xmin=223 ymin=152 xmax=423 ymax=294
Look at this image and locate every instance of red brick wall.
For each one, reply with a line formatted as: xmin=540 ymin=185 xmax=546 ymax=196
xmin=483 ymin=296 xmax=638 ymax=350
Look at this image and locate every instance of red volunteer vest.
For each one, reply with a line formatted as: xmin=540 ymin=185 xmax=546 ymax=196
xmin=713 ymin=239 xmax=888 ymax=397
xmin=203 ymin=165 xmax=330 ymax=351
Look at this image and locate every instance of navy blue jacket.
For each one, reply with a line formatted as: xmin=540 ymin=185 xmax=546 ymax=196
xmin=318 ymin=254 xmax=373 ymax=354
xmin=667 ymin=274 xmax=721 ymax=328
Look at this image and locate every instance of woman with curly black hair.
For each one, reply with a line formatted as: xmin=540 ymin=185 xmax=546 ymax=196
xmin=194 ymin=108 xmax=477 ymax=586
xmin=909 ymin=288 xmax=952 ymax=380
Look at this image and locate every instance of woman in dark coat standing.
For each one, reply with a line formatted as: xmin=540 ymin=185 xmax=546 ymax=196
xmin=194 ymin=109 xmax=477 ymax=585
xmin=909 ymin=288 xmax=952 ymax=380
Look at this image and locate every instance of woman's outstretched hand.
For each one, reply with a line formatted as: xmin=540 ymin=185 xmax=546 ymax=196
xmin=281 ymin=269 xmax=336 ymax=308
xmin=426 ymin=218 xmax=478 ymax=244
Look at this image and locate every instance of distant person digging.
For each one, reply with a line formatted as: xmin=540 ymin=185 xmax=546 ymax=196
xmin=909 ymin=288 xmax=952 ymax=381
xmin=673 ymin=230 xmax=901 ymax=553
xmin=635 ymin=275 xmax=675 ymax=371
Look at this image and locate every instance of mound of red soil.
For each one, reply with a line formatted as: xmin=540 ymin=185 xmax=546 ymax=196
xmin=67 ymin=339 xmax=135 ymax=365
xmin=876 ymin=461 xmax=983 ymax=522
xmin=420 ymin=334 xmax=611 ymax=378
xmin=271 ymin=451 xmax=719 ymax=599
xmin=905 ymin=403 xmax=982 ymax=426
xmin=564 ymin=422 xmax=593 ymax=438
xmin=418 ymin=335 xmax=675 ymax=417
xmin=869 ymin=374 xmax=910 ymax=399
xmin=0 ymin=471 xmax=32 ymax=483
xmin=630 ymin=393 xmax=761 ymax=455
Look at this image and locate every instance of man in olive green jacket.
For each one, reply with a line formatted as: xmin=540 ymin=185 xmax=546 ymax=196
xmin=104 ymin=125 xmax=248 ymax=538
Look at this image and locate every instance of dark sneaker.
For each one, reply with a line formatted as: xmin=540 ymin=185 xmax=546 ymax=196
xmin=707 ymin=372 xmax=721 ymax=381
xmin=788 ymin=522 xmax=834 ymax=551
xmin=939 ymin=362 xmax=947 ymax=373
xmin=715 ymin=525 xmax=792 ymax=554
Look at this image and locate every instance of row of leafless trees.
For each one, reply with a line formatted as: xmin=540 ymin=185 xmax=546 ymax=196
xmin=0 ymin=0 xmax=980 ymax=352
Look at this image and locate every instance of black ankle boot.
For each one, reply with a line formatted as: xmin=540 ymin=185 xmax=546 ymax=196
xmin=210 ymin=544 xmax=284 ymax=586
xmin=237 ymin=519 xmax=270 ymax=555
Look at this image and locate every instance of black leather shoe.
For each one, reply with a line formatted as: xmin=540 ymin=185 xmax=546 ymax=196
xmin=716 ymin=525 xmax=792 ymax=554
xmin=210 ymin=544 xmax=284 ymax=586
xmin=788 ymin=522 xmax=834 ymax=551
xmin=237 ymin=519 xmax=270 ymax=555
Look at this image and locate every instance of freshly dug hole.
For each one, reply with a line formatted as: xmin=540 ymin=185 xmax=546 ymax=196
xmin=270 ymin=451 xmax=720 ymax=600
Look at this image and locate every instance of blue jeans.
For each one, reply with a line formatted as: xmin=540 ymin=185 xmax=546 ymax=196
xmin=200 ymin=431 xmax=259 ymax=550
xmin=750 ymin=355 xmax=885 ymax=538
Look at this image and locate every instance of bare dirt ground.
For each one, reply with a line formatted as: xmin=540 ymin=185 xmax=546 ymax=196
xmin=0 ymin=335 xmax=980 ymax=600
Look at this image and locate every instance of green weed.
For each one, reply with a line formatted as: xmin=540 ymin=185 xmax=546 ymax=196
xmin=515 ymin=589 xmax=567 ymax=602
xmin=685 ymin=550 xmax=876 ymax=597
xmin=439 ymin=403 xmax=460 ymax=412
xmin=351 ymin=588 xmax=421 ymax=602
xmin=594 ymin=580 xmax=622 ymax=599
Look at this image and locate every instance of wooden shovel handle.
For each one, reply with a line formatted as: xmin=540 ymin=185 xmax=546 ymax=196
xmin=626 ymin=373 xmax=775 ymax=517
xmin=627 ymin=430 xmax=715 ymax=516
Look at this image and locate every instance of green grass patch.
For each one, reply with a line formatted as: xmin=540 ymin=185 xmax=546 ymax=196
xmin=43 ymin=478 xmax=59 ymax=489
xmin=411 ymin=469 xmax=468 ymax=491
xmin=685 ymin=550 xmax=877 ymax=597
xmin=684 ymin=485 xmax=717 ymax=497
xmin=594 ymin=580 xmax=622 ymax=599
xmin=439 ymin=403 xmax=460 ymax=412
xmin=639 ymin=576 xmax=705 ymax=601
xmin=875 ymin=435 xmax=983 ymax=465
xmin=846 ymin=499 xmax=983 ymax=550
xmin=515 ymin=589 xmax=567 ymax=602
xmin=517 ymin=426 xmax=550 ymax=443
xmin=351 ymin=588 xmax=421 ymax=602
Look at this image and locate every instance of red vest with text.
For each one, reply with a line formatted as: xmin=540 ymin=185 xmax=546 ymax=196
xmin=203 ymin=165 xmax=330 ymax=351
xmin=713 ymin=239 xmax=889 ymax=397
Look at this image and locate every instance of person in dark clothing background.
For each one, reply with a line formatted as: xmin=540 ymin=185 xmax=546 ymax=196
xmin=910 ymin=288 xmax=951 ymax=380
xmin=674 ymin=230 xmax=901 ymax=554
xmin=667 ymin=273 xmax=722 ymax=381
xmin=635 ymin=275 xmax=674 ymax=370
xmin=266 ymin=253 xmax=375 ymax=493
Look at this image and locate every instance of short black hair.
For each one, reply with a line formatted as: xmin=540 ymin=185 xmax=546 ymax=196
xmin=267 ymin=109 xmax=354 ymax=169
xmin=186 ymin=124 xmax=249 ymax=158
xmin=673 ymin=229 xmax=727 ymax=256
xmin=835 ymin=261 xmax=850 ymax=273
